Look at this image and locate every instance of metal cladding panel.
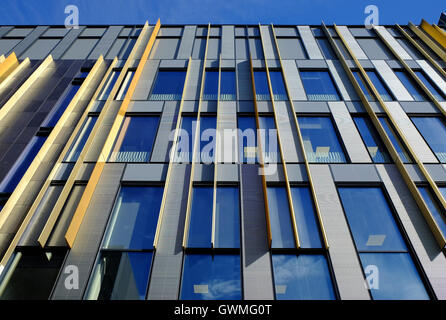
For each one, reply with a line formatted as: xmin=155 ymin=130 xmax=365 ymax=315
xmin=259 ymin=25 xmax=277 ymax=59
xmin=62 ymin=38 xmax=99 ymax=60
xmin=150 ymin=101 xmax=180 ymax=162
xmin=183 ymin=59 xmax=202 ymax=101
xmin=176 ymin=26 xmax=196 ymax=59
xmin=372 ymin=60 xmax=413 ymax=101
xmin=217 ymin=101 xmax=237 ymax=163
xmin=326 ymin=60 xmax=358 ymax=101
xmin=132 ymin=60 xmax=160 ymax=100
xmin=336 ymin=26 xmax=368 ymax=60
xmin=221 ymin=25 xmax=235 ymax=59
xmin=240 ymin=165 xmax=274 ymax=300
xmin=0 ymin=39 xmax=20 ymax=56
xmin=374 ymin=26 xmax=412 ymax=60
xmin=88 ymin=26 xmax=123 ymax=59
xmin=417 ymin=60 xmax=446 ymax=97
xmin=297 ymin=26 xmax=324 ymax=59
xmin=274 ymin=101 xmax=304 ymax=162
xmin=328 ymin=101 xmax=371 ymax=163
xmin=309 ymin=164 xmax=370 ymax=300
xmin=281 ymin=60 xmax=306 ymax=101
xmin=147 ymin=164 xmax=191 ymax=300
xmin=236 ymin=60 xmax=253 ymax=101
xmin=12 ymin=26 xmax=48 ymax=57
xmin=51 ymin=163 xmax=125 ymax=300
xmin=330 ymin=164 xmax=381 ymax=182
xmin=50 ymin=27 xmax=85 ymax=59
xmin=122 ymin=163 xmax=168 ymax=181
xmin=20 ymin=39 xmax=60 ymax=60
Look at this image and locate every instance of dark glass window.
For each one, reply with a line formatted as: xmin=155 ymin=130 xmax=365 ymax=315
xmin=418 ymin=187 xmax=446 ymax=237
xmin=220 ymin=70 xmax=236 ymax=101
xmin=353 ymin=71 xmax=375 ymax=101
xmin=366 ymin=71 xmax=394 ymax=101
xmin=411 ymin=117 xmax=446 ymax=163
xmin=187 ymin=187 xmax=213 ymax=248
xmin=203 ymin=70 xmax=218 ymax=100
xmin=272 ymin=254 xmax=335 ymax=300
xmin=267 ymin=187 xmax=295 ymax=248
xmin=109 ymin=116 xmax=159 ymax=162
xmin=353 ymin=116 xmax=391 ymax=163
xmin=180 ymin=254 xmax=241 ymax=300
xmin=258 ymin=116 xmax=280 ymax=163
xmin=298 ymin=117 xmax=347 ymax=163
xmin=300 ymin=71 xmax=340 ymax=101
xmin=253 ymin=71 xmax=270 ymax=101
xmin=394 ymin=71 xmax=427 ymax=101
xmin=0 ymin=136 xmax=47 ymax=193
xmin=98 ymin=70 xmax=120 ymax=100
xmin=414 ymin=71 xmax=446 ymax=101
xmin=115 ymin=70 xmax=134 ymax=100
xmin=45 ymin=85 xmax=80 ymax=127
xmin=238 ymin=116 xmax=257 ymax=164
xmin=64 ymin=116 xmax=97 ymax=162
xmin=215 ymin=187 xmax=240 ymax=249
xmin=317 ymin=38 xmax=337 ymax=59
xmin=269 ymin=71 xmax=288 ymax=101
xmin=149 ymin=70 xmax=187 ymax=101
xmin=379 ymin=117 xmax=411 ymax=163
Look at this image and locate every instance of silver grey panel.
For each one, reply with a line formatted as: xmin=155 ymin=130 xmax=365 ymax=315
xmin=372 ymin=60 xmax=413 ymax=101
xmin=61 ymin=38 xmax=99 ymax=60
xmin=88 ymin=26 xmax=122 ymax=60
xmin=217 ymin=101 xmax=237 ymax=163
xmin=236 ymin=60 xmax=253 ymax=101
xmin=374 ymin=26 xmax=412 ymax=60
xmin=281 ymin=60 xmax=306 ymax=101
xmin=183 ymin=59 xmax=203 ymax=101
xmin=177 ymin=26 xmax=196 ymax=59
xmin=274 ymin=101 xmax=304 ymax=162
xmin=330 ymin=164 xmax=380 ymax=182
xmin=259 ymin=25 xmax=277 ymax=59
xmin=217 ymin=164 xmax=239 ymax=182
xmin=297 ymin=26 xmax=324 ymax=59
xmin=276 ymin=38 xmax=307 ymax=59
xmin=221 ymin=26 xmax=235 ymax=59
xmin=326 ymin=60 xmax=353 ymax=101
xmin=336 ymin=26 xmax=368 ymax=60
xmin=132 ymin=60 xmax=160 ymax=100
xmin=417 ymin=60 xmax=446 ymax=97
xmin=149 ymin=38 xmax=180 ymax=59
xmin=122 ymin=163 xmax=168 ymax=181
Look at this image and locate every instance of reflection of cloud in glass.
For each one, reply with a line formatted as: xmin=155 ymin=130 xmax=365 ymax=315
xmin=201 ymin=279 xmax=240 ymax=300
xmin=273 ymin=255 xmax=324 ymax=285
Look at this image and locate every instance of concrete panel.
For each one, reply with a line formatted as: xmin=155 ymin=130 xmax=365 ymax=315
xmin=309 ymin=164 xmax=370 ymax=300
xmin=377 ymin=164 xmax=446 ymax=299
xmin=177 ymin=26 xmax=196 ymax=59
xmin=274 ymin=101 xmax=304 ymax=162
xmin=336 ymin=26 xmax=368 ymax=60
xmin=372 ymin=60 xmax=413 ymax=101
xmin=374 ymin=26 xmax=412 ymax=60
xmin=297 ymin=26 xmax=324 ymax=59
xmin=222 ymin=26 xmax=235 ymax=59
xmin=240 ymin=165 xmax=274 ymax=300
xmin=88 ymin=26 xmax=122 ymax=59
xmin=259 ymin=25 xmax=277 ymax=59
xmin=328 ymin=101 xmax=371 ymax=163
xmin=385 ymin=101 xmax=438 ymax=163
xmin=330 ymin=164 xmax=380 ymax=182
xmin=122 ymin=163 xmax=168 ymax=181
xmin=132 ymin=60 xmax=160 ymax=100
xmin=417 ymin=60 xmax=446 ymax=97
xmin=183 ymin=60 xmax=203 ymax=101
xmin=281 ymin=60 xmax=306 ymax=101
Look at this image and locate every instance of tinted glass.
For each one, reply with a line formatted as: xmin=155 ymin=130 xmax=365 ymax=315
xmin=64 ymin=116 xmax=97 ymax=162
xmin=103 ymin=186 xmax=163 ymax=250
xmin=379 ymin=117 xmax=411 ymax=163
xmin=353 ymin=71 xmax=375 ymax=101
xmin=220 ymin=70 xmax=236 ymax=100
xmin=109 ymin=117 xmax=159 ymax=162
xmin=149 ymin=70 xmax=187 ymax=100
xmin=203 ymin=70 xmax=218 ymax=100
xmin=254 ymin=71 xmax=270 ymax=100
xmin=258 ymin=116 xmax=280 ymax=163
xmin=414 ymin=71 xmax=446 ymax=101
xmin=215 ymin=187 xmax=240 ymax=248
xmin=181 ymin=254 xmax=241 ymax=300
xmin=238 ymin=116 xmax=257 ymax=163
xmin=300 ymin=71 xmax=340 ymax=101
xmin=366 ymin=71 xmax=393 ymax=101
xmin=272 ymin=254 xmax=335 ymax=300
xmin=317 ymin=38 xmax=337 ymax=59
xmin=411 ymin=117 xmax=446 ymax=163
xmin=353 ymin=116 xmax=391 ymax=163
xmin=269 ymin=71 xmax=288 ymax=101
xmin=267 ymin=187 xmax=295 ymax=248
xmin=298 ymin=117 xmax=347 ymax=163
xmin=394 ymin=71 xmax=427 ymax=101
xmin=45 ymin=85 xmax=80 ymax=127
xmin=418 ymin=187 xmax=446 ymax=237
xmin=188 ymin=187 xmax=213 ymax=248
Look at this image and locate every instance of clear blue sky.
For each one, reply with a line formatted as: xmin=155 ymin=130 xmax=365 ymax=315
xmin=0 ymin=0 xmax=444 ymax=25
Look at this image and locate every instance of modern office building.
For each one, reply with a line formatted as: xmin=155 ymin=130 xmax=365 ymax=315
xmin=0 ymin=17 xmax=446 ymax=301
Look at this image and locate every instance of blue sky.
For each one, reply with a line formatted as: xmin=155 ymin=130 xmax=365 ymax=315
xmin=0 ymin=0 xmax=444 ymax=25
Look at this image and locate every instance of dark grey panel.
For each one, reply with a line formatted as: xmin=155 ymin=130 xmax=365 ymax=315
xmin=330 ymin=164 xmax=381 ymax=182
xmin=11 ymin=26 xmax=48 ymax=57
xmin=41 ymin=27 xmax=69 ymax=38
xmin=236 ymin=60 xmax=253 ymax=101
xmin=88 ymin=26 xmax=123 ymax=59
xmin=177 ymin=26 xmax=196 ymax=59
xmin=293 ymin=101 xmax=330 ymax=113
xmin=0 ymin=39 xmax=21 ymax=55
xmin=122 ymin=163 xmax=168 ymax=181
xmin=20 ymin=39 xmax=60 ymax=60
xmin=128 ymin=100 xmax=164 ymax=113
xmin=286 ymin=164 xmax=308 ymax=182
xmin=217 ymin=164 xmax=239 ymax=182
xmin=62 ymin=38 xmax=99 ymax=60
xmin=80 ymin=27 xmax=106 ymax=37
xmin=399 ymin=101 xmax=439 ymax=114
xmin=357 ymin=38 xmax=395 ymax=60
xmin=295 ymin=60 xmax=327 ymax=68
xmin=277 ymin=38 xmax=307 ymax=59
xmin=149 ymin=38 xmax=180 ymax=59
xmin=193 ymin=164 xmax=214 ymax=182
xmin=50 ymin=27 xmax=85 ymax=59
xmin=150 ymin=101 xmax=180 ymax=162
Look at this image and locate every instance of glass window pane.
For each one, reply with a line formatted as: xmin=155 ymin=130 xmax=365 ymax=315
xmin=45 ymin=85 xmax=80 ymax=127
xmin=414 ymin=71 xmax=445 ymax=101
xmin=379 ymin=117 xmax=411 ymax=163
xmin=203 ymin=70 xmax=218 ymax=100
xmin=366 ymin=71 xmax=394 ymax=101
xmin=220 ymin=70 xmax=236 ymax=100
xmin=272 ymin=254 xmax=335 ymax=300
xmin=317 ymin=38 xmax=337 ymax=59
xmin=258 ymin=116 xmax=280 ymax=163
xmin=0 ymin=136 xmax=46 ymax=193
xmin=298 ymin=117 xmax=347 ymax=163
xmin=290 ymin=187 xmax=322 ymax=248
xmin=353 ymin=71 xmax=375 ymax=101
xmin=175 ymin=116 xmax=196 ymax=163
xmin=353 ymin=116 xmax=391 ymax=163
xmin=199 ymin=117 xmax=216 ymax=163
xmin=64 ymin=116 xmax=97 ymax=162
xmin=103 ymin=186 xmax=163 ymax=250
xmin=188 ymin=187 xmax=213 ymax=248
xmin=360 ymin=253 xmax=429 ymax=300
xmin=412 ymin=117 xmax=446 ymax=163
xmin=267 ymin=187 xmax=295 ymax=248
xmin=338 ymin=187 xmax=407 ymax=251
xmin=109 ymin=116 xmax=159 ymax=162
xmin=394 ymin=71 xmax=427 ymax=101
xmin=149 ymin=70 xmax=187 ymax=100
xmin=334 ymin=38 xmax=352 ymax=60
xmin=254 ymin=71 xmax=270 ymax=100
xmin=215 ymin=187 xmax=240 ymax=248
xmin=115 ymin=70 xmax=134 ymax=100
xmin=269 ymin=71 xmax=288 ymax=101
xmin=86 ymin=251 xmax=152 ymax=300
xmin=180 ymin=254 xmax=241 ymax=300
xmin=300 ymin=71 xmax=340 ymax=101
xmin=238 ymin=116 xmax=257 ymax=163
xmin=418 ymin=187 xmax=446 ymax=237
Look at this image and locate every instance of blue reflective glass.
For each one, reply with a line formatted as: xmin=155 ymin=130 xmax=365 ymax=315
xmin=220 ymin=70 xmax=236 ymax=100
xmin=258 ymin=116 xmax=280 ymax=163
xmin=418 ymin=187 xmax=446 ymax=237
xmin=360 ymin=253 xmax=429 ymax=300
xmin=254 ymin=71 xmax=270 ymax=100
xmin=353 ymin=71 xmax=375 ymax=101
xmin=353 ymin=116 xmax=391 ymax=163
xmin=272 ymin=254 xmax=336 ymax=300
xmin=88 ymin=251 xmax=153 ymax=300
xmin=188 ymin=187 xmax=213 ymax=248
xmin=103 ymin=186 xmax=163 ymax=250
xmin=176 ymin=116 xmax=197 ymax=162
xmin=181 ymin=254 xmax=241 ymax=300
xmin=64 ymin=116 xmax=97 ymax=162
xmin=109 ymin=116 xmax=159 ymax=162
xmin=366 ymin=71 xmax=394 ymax=101
xmin=317 ymin=38 xmax=337 ymax=59
xmin=394 ymin=71 xmax=427 ymax=101
xmin=379 ymin=117 xmax=411 ymax=163
xmin=45 ymin=85 xmax=80 ymax=127
xmin=203 ymin=70 xmax=218 ymax=100
xmin=267 ymin=187 xmax=295 ymax=248
xmin=338 ymin=187 xmax=407 ymax=251
xmin=238 ymin=116 xmax=257 ymax=163
xmin=98 ymin=71 xmax=119 ymax=100
xmin=199 ymin=117 xmax=216 ymax=163
xmin=269 ymin=71 xmax=288 ymax=101
xmin=0 ymin=136 xmax=46 ymax=193
xmin=300 ymin=71 xmax=340 ymax=101
xmin=149 ymin=70 xmax=187 ymax=100
xmin=412 ymin=117 xmax=446 ymax=163
xmin=414 ymin=71 xmax=446 ymax=101
xmin=298 ymin=117 xmax=347 ymax=163
xmin=215 ymin=187 xmax=240 ymax=248
xmin=291 ymin=187 xmax=322 ymax=248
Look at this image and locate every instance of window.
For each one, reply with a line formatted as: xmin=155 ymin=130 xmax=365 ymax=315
xmin=378 ymin=117 xmax=411 ymax=163
xmin=253 ymin=71 xmax=270 ymax=100
xmin=220 ymin=70 xmax=236 ymax=101
xmin=203 ymin=70 xmax=218 ymax=100
xmin=338 ymin=187 xmax=429 ymax=300
xmin=44 ymin=85 xmax=80 ymax=127
xmin=238 ymin=116 xmax=257 ymax=164
xmin=317 ymin=38 xmax=337 ymax=59
xmin=187 ymin=187 xmax=213 ymax=248
xmin=175 ymin=116 xmax=196 ymax=163
xmin=411 ymin=117 xmax=446 ymax=163
xmin=258 ymin=116 xmax=280 ymax=163
xmin=353 ymin=71 xmax=375 ymax=101
xmin=64 ymin=116 xmax=97 ymax=162
xmin=98 ymin=70 xmax=120 ymax=101
xmin=414 ymin=71 xmax=446 ymax=101
xmin=366 ymin=71 xmax=394 ymax=101
xmin=300 ymin=71 xmax=340 ymax=101
xmin=214 ymin=187 xmax=240 ymax=248
xmin=269 ymin=71 xmax=288 ymax=101
xmin=149 ymin=70 xmax=187 ymax=101
xmin=115 ymin=70 xmax=134 ymax=100
xmin=199 ymin=117 xmax=216 ymax=164
xmin=353 ymin=116 xmax=391 ymax=163
xmin=418 ymin=187 xmax=446 ymax=237
xmin=267 ymin=187 xmax=295 ymax=248
xmin=394 ymin=70 xmax=427 ymax=101
xmin=298 ymin=117 xmax=347 ymax=163
xmin=272 ymin=254 xmax=335 ymax=300
xmin=0 ymin=250 xmax=66 ymax=300
xmin=109 ymin=116 xmax=159 ymax=162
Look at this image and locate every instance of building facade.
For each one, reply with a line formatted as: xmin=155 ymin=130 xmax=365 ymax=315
xmin=0 ymin=17 xmax=446 ymax=300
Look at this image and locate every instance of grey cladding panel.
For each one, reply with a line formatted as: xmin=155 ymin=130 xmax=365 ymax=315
xmin=122 ymin=163 xmax=168 ymax=181
xmin=62 ymin=38 xmax=99 ymax=60
xmin=88 ymin=26 xmax=123 ymax=59
xmin=330 ymin=164 xmax=380 ymax=182
xmin=222 ymin=25 xmax=235 ymax=59
xmin=183 ymin=60 xmax=202 ymax=101
xmin=149 ymin=38 xmax=180 ymax=59
xmin=236 ymin=60 xmax=253 ymax=100
xmin=151 ymin=101 xmax=181 ymax=162
xmin=177 ymin=26 xmax=196 ymax=59
xmin=20 ymin=39 xmax=60 ymax=60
